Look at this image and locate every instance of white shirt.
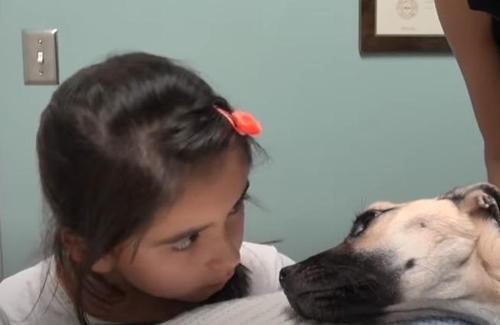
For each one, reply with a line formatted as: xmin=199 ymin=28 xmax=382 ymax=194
xmin=0 ymin=242 xmax=294 ymax=325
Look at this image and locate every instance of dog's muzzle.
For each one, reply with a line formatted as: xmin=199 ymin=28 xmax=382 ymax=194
xmin=280 ymin=246 xmax=400 ymax=323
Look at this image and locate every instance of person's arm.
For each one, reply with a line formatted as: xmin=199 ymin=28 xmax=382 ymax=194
xmin=435 ymin=0 xmax=500 ymax=187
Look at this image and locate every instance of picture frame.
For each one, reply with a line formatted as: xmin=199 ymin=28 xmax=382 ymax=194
xmin=359 ymin=0 xmax=451 ymax=54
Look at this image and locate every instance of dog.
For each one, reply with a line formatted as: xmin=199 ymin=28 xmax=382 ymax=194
xmin=280 ymin=183 xmax=500 ymax=325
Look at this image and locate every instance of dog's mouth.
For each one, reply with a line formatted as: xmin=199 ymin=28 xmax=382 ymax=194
xmin=280 ymin=246 xmax=400 ymax=323
xmin=288 ymin=284 xmax=391 ymax=323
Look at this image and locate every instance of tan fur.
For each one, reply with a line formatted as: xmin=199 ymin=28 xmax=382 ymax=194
xmin=280 ymin=184 xmax=500 ymax=324
xmin=350 ymin=192 xmax=500 ymax=308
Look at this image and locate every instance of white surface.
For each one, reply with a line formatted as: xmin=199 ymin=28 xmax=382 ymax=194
xmin=163 ymin=291 xmax=312 ymax=325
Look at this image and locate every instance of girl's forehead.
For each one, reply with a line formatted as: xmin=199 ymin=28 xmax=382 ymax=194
xmin=189 ymin=144 xmax=251 ymax=177
xmin=144 ymin=149 xmax=250 ymax=230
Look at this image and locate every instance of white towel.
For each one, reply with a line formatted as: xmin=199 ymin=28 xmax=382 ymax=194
xmin=162 ymin=291 xmax=487 ymax=325
xmin=163 ymin=291 xmax=311 ymax=325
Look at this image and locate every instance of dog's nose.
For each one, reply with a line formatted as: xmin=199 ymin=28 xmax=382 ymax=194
xmin=279 ymin=266 xmax=291 ymax=287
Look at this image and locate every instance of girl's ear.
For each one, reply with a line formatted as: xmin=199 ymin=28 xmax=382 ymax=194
xmin=61 ymin=228 xmax=86 ymax=263
xmin=90 ymin=255 xmax=115 ymax=274
xmin=61 ymin=228 xmax=115 ymax=273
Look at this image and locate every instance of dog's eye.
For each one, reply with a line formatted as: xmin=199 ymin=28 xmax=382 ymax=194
xmin=350 ymin=209 xmax=383 ymax=237
xmin=350 ymin=222 xmax=366 ymax=237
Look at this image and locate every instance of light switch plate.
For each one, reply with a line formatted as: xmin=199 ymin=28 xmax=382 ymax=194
xmin=22 ymin=29 xmax=59 ymax=85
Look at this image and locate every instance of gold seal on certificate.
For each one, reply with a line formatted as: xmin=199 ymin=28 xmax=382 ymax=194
xmin=396 ymin=0 xmax=418 ymax=20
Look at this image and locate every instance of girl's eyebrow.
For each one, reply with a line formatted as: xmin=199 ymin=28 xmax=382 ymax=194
xmin=238 ymin=181 xmax=250 ymax=201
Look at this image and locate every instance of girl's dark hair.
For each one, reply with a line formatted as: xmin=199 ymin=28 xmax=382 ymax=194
xmin=37 ymin=52 xmax=261 ymax=324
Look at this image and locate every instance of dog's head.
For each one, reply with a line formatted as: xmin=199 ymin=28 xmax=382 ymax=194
xmin=280 ymin=183 xmax=500 ymax=324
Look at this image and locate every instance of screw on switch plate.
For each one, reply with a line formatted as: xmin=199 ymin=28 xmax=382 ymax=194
xmin=22 ymin=29 xmax=59 ymax=85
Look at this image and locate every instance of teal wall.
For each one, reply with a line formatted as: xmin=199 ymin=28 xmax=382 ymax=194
xmin=0 ymin=0 xmax=484 ymax=277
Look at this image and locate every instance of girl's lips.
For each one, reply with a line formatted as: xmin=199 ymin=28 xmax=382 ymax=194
xmin=206 ymin=271 xmax=234 ymax=289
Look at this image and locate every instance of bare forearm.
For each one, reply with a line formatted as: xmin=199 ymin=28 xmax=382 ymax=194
xmin=486 ymin=152 xmax=500 ymax=188
xmin=436 ymin=0 xmax=500 ymax=186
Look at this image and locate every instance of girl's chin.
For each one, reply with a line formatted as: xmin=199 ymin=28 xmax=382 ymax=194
xmin=173 ymin=283 xmax=227 ymax=303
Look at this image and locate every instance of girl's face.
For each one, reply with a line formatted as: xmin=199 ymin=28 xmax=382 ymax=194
xmin=107 ymin=148 xmax=250 ymax=302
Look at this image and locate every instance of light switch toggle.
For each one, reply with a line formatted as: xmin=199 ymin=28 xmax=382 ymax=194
xmin=37 ymin=51 xmax=44 ymax=64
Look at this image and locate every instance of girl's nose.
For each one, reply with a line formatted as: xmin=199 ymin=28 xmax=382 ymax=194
xmin=206 ymin=239 xmax=240 ymax=275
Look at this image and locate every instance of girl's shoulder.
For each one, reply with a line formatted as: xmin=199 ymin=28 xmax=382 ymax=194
xmin=240 ymin=242 xmax=295 ymax=296
xmin=0 ymin=259 xmax=77 ymax=324
xmin=0 ymin=259 xmax=49 ymax=304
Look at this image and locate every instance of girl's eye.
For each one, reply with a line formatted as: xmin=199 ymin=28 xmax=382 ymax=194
xmin=229 ymin=195 xmax=249 ymax=215
xmin=229 ymin=201 xmax=243 ymax=215
xmin=172 ymin=233 xmax=199 ymax=251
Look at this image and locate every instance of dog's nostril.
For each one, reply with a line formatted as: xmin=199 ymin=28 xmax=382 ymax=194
xmin=405 ymin=258 xmax=416 ymax=270
xmin=279 ymin=266 xmax=290 ymax=285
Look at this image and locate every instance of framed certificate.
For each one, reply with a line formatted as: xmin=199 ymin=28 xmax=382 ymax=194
xmin=360 ymin=0 xmax=451 ymax=54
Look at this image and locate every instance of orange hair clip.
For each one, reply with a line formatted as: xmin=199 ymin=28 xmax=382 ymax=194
xmin=215 ymin=106 xmax=262 ymax=137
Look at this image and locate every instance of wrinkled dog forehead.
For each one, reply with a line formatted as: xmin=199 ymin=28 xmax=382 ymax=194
xmin=348 ymin=183 xmax=500 ymax=254
xmin=350 ymin=199 xmax=478 ymax=254
xmin=362 ymin=198 xmax=461 ymax=228
xmin=366 ymin=183 xmax=500 ymax=219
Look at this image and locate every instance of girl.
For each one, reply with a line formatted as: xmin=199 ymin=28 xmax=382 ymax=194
xmin=0 ymin=52 xmax=293 ymax=324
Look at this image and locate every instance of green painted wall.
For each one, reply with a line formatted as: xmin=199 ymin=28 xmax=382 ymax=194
xmin=0 ymin=0 xmax=483 ymax=277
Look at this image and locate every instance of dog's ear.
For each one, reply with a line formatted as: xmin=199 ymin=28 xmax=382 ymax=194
xmin=440 ymin=183 xmax=500 ymax=220
xmin=368 ymin=201 xmax=400 ymax=211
